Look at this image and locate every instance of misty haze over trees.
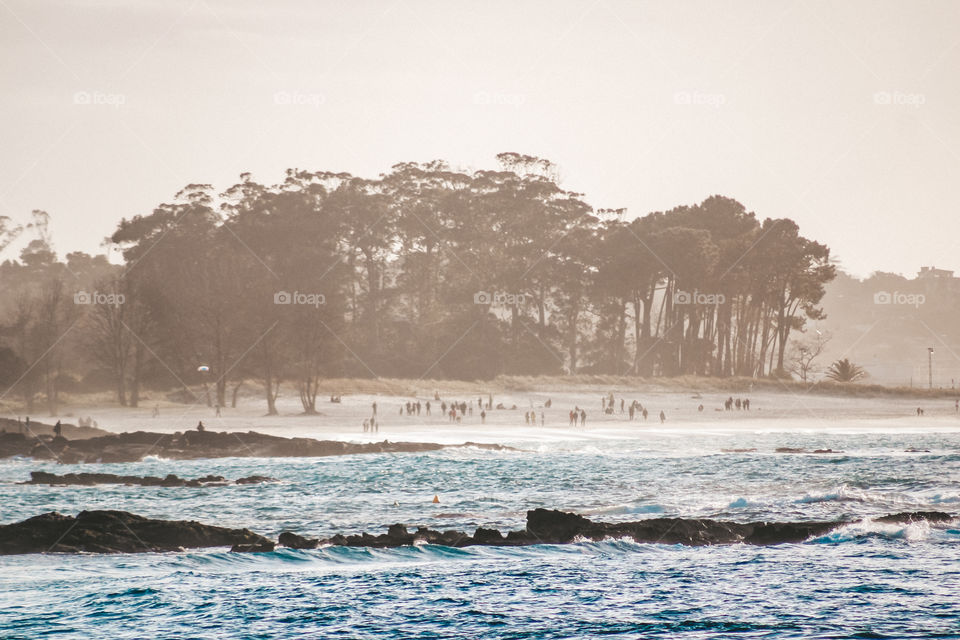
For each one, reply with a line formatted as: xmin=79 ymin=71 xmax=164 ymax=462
xmin=0 ymin=153 xmax=838 ymax=415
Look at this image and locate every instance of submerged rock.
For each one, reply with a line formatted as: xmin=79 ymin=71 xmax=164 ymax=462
xmin=874 ymin=511 xmax=952 ymax=524
xmin=775 ymin=447 xmax=844 ymax=454
xmin=0 ymin=510 xmax=270 ymax=555
xmin=21 ymin=471 xmax=276 ymax=487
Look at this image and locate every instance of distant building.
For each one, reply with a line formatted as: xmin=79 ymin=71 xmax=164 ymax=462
xmin=917 ymin=266 xmax=955 ymax=280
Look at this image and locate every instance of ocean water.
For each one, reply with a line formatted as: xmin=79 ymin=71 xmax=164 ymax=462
xmin=1 ymin=428 xmax=959 ymax=639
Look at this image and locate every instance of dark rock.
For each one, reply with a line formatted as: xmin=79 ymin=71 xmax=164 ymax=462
xmin=22 ymin=471 xmax=274 ymax=488
xmin=874 ymin=511 xmax=953 ymax=524
xmin=0 ymin=510 xmax=270 ymax=555
xmin=473 ymin=527 xmax=504 ymax=543
xmin=0 ymin=418 xmax=109 ymax=441
xmin=317 ymin=508 xmax=952 ymax=549
xmin=235 ymin=475 xmax=275 ymax=485
xmin=526 ymin=508 xmax=593 ymax=542
xmin=2 ymin=429 xmax=518 ymax=463
xmin=278 ymin=531 xmax=319 ymax=549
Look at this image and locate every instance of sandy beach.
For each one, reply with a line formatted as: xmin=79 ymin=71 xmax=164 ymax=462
xmin=23 ymin=385 xmax=960 ymax=447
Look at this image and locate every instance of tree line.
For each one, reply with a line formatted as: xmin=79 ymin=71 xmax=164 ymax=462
xmin=0 ymin=153 xmax=835 ymax=414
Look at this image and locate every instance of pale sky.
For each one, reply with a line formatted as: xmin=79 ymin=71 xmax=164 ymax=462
xmin=1 ymin=0 xmax=958 ymax=277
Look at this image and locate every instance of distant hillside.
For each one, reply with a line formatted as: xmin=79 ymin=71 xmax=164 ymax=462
xmin=816 ymin=268 xmax=960 ymax=388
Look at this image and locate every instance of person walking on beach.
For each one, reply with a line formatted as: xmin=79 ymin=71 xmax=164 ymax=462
xmin=659 ymin=410 xmax=666 ymax=423
xmin=53 ymin=421 xmax=62 ymax=438
xmin=580 ymin=409 xmax=586 ymax=427
xmin=641 ymin=408 xmax=648 ymax=421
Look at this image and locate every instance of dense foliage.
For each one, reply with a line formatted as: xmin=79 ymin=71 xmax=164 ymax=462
xmin=0 ymin=154 xmax=835 ymax=413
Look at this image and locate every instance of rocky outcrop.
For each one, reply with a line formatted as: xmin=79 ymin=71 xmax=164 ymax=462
xmin=21 ymin=471 xmax=277 ymax=487
xmin=0 ymin=510 xmax=270 ymax=555
xmin=0 ymin=418 xmax=109 ymax=440
xmin=0 ymin=429 xmax=515 ymax=464
xmin=277 ymin=531 xmax=319 ymax=549
xmin=6 ymin=508 xmax=951 ymax=555
xmin=874 ymin=511 xmax=952 ymax=524
xmin=309 ymin=508 xmax=957 ymax=549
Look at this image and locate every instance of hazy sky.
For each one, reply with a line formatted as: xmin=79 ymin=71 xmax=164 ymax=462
xmin=2 ymin=0 xmax=958 ymax=277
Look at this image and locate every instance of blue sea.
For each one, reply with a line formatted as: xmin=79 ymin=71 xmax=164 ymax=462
xmin=1 ymin=428 xmax=959 ymax=639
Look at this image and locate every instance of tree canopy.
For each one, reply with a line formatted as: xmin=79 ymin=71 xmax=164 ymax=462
xmin=0 ymin=154 xmax=836 ymax=414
